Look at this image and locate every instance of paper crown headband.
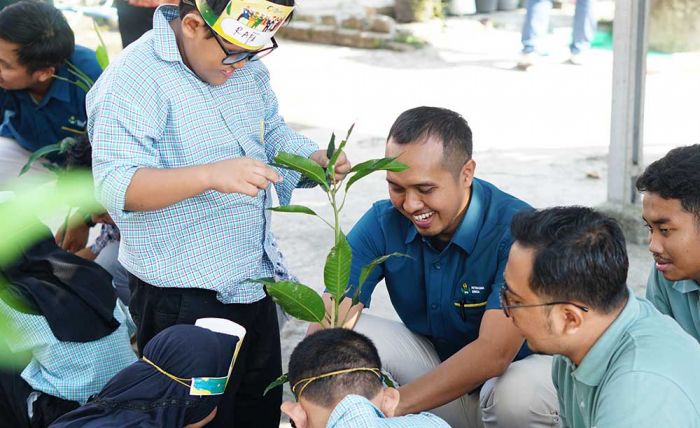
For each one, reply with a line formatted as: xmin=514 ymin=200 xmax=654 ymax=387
xmin=195 ymin=0 xmax=294 ymax=50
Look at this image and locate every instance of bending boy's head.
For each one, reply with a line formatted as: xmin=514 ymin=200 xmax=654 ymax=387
xmin=289 ymin=328 xmax=383 ymax=406
xmin=0 ymin=0 xmax=74 ymax=90
xmin=283 ymin=329 xmax=399 ymax=428
xmin=636 ymin=144 xmax=700 ymax=283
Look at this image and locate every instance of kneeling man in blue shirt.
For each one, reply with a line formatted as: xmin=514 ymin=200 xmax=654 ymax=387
xmin=0 ymin=1 xmax=102 ymax=186
xmin=637 ymin=144 xmax=700 ymax=342
xmin=503 ymin=206 xmax=700 ymax=427
xmin=310 ymin=107 xmax=559 ymax=427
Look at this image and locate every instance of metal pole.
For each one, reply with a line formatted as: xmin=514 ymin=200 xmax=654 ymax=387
xmin=607 ymin=0 xmax=650 ymax=206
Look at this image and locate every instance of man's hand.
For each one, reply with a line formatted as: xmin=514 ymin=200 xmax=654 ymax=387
xmin=92 ymin=212 xmax=116 ymax=226
xmin=310 ymin=150 xmax=351 ymax=183
xmin=55 ymin=213 xmax=91 ymax=253
xmin=204 ymin=157 xmax=281 ymax=196
xmin=305 ymin=293 xmax=364 ymax=337
xmin=395 ymin=309 xmax=524 ymax=416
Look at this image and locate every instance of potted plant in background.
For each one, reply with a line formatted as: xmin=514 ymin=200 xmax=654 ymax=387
xmin=394 ymin=0 xmax=442 ymax=22
xmin=497 ymin=0 xmax=520 ymax=11
xmin=475 ymin=0 xmax=498 ymax=13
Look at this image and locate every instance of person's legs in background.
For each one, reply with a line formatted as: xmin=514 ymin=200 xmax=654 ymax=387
xmin=521 ymin=0 xmax=553 ymax=54
xmin=94 ymin=240 xmax=130 ymax=306
xmin=569 ymin=0 xmax=596 ymax=63
xmin=0 ymin=137 xmax=53 ymax=190
xmin=115 ymin=0 xmax=156 ymax=48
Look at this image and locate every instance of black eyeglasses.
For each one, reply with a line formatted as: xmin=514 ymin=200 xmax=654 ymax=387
xmin=212 ymin=32 xmax=278 ymax=65
xmin=499 ymin=283 xmax=590 ymax=318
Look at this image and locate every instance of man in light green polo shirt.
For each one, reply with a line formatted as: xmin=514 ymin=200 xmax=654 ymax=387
xmin=637 ymin=144 xmax=700 ymax=342
xmin=501 ymin=206 xmax=700 ymax=427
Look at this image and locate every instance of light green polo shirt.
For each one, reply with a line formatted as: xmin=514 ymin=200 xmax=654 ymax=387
xmin=552 ymin=290 xmax=700 ymax=428
xmin=646 ymin=266 xmax=700 ymax=342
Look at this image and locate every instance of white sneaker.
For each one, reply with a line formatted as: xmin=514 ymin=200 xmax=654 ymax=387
xmin=516 ymin=52 xmax=536 ymax=70
xmin=567 ymin=52 xmax=587 ymax=66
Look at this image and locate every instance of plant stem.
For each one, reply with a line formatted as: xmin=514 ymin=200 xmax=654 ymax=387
xmin=59 ymin=207 xmax=73 ymax=247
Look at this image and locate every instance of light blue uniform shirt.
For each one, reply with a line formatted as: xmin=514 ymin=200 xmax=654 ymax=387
xmin=0 ymin=299 xmax=137 ymax=404
xmin=645 ymin=265 xmax=700 ymax=342
xmin=327 ymin=394 xmax=450 ymax=427
xmin=553 ymin=290 xmax=700 ymax=428
xmin=87 ymin=5 xmax=317 ymax=304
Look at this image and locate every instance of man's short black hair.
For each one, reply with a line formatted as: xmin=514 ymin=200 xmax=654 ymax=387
xmin=288 ymin=329 xmax=383 ymax=407
xmin=387 ymin=106 xmax=473 ymax=176
xmin=0 ymin=0 xmax=74 ymax=73
xmin=510 ymin=206 xmax=629 ymax=314
xmin=636 ymin=144 xmax=700 ymax=224
xmin=179 ymin=0 xmax=295 ymax=23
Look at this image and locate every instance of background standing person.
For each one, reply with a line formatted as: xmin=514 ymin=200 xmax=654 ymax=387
xmin=518 ymin=0 xmax=596 ymax=68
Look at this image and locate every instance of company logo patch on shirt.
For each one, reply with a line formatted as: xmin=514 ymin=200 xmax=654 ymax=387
xmin=461 ymin=283 xmax=486 ymax=295
xmin=67 ymin=115 xmax=86 ymax=127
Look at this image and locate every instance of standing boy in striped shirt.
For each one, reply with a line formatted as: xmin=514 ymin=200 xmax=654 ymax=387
xmin=86 ymin=0 xmax=349 ymax=426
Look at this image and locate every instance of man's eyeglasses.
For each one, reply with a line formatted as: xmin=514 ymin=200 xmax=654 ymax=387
xmin=499 ymin=283 xmax=590 ymax=318
xmin=212 ymin=32 xmax=278 ymax=65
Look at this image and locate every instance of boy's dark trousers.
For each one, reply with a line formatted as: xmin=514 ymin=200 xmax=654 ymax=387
xmin=0 ymin=370 xmax=80 ymax=428
xmin=128 ymin=274 xmax=282 ymax=428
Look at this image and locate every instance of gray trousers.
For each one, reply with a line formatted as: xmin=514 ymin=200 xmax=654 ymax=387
xmin=355 ymin=314 xmax=560 ymax=428
xmin=0 ymin=137 xmax=53 ymax=190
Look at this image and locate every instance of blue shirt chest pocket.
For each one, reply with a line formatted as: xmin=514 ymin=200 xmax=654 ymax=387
xmin=451 ymin=278 xmax=490 ymax=324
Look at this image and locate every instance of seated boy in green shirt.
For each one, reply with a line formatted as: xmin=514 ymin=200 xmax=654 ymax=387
xmin=637 ymin=144 xmax=700 ymax=342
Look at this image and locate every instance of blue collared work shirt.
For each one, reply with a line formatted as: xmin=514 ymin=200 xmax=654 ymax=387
xmin=347 ymin=178 xmax=531 ymax=361
xmin=0 ymin=45 xmax=102 ymax=153
xmin=88 ymin=6 xmax=318 ymax=304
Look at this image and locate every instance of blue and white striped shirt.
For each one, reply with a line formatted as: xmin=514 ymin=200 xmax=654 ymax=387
xmin=0 ymin=299 xmax=136 ymax=405
xmin=327 ymin=395 xmax=450 ymax=428
xmin=87 ymin=5 xmax=318 ymax=304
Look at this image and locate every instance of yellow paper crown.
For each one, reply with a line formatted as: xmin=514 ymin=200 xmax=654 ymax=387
xmin=195 ymin=0 xmax=294 ymax=50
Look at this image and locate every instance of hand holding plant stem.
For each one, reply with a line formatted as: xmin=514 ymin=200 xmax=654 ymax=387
xmin=260 ymin=124 xmax=409 ymax=328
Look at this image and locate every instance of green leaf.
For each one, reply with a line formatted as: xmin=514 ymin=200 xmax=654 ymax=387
xmin=260 ymin=280 xmax=326 ymax=323
xmin=326 ymin=133 xmax=336 ymax=163
xmin=273 ymin=152 xmax=328 ymax=190
xmin=353 ymin=252 xmax=410 ymax=306
xmin=65 ymin=62 xmax=94 ymax=88
xmin=324 ymin=234 xmax=352 ymax=301
xmin=93 ymin=20 xmax=110 ymax=70
xmin=328 ymin=123 xmax=355 ymax=173
xmin=345 ymin=158 xmax=409 ymax=191
xmin=19 ymin=144 xmax=61 ymax=176
xmin=53 ymin=74 xmax=90 ymax=93
xmin=381 ymin=370 xmax=396 ymax=388
xmin=95 ymin=45 xmax=109 ymax=70
xmin=0 ymin=171 xmax=99 ymax=266
xmin=267 ymin=205 xmax=318 ymax=216
xmin=263 ymin=372 xmax=288 ymax=396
